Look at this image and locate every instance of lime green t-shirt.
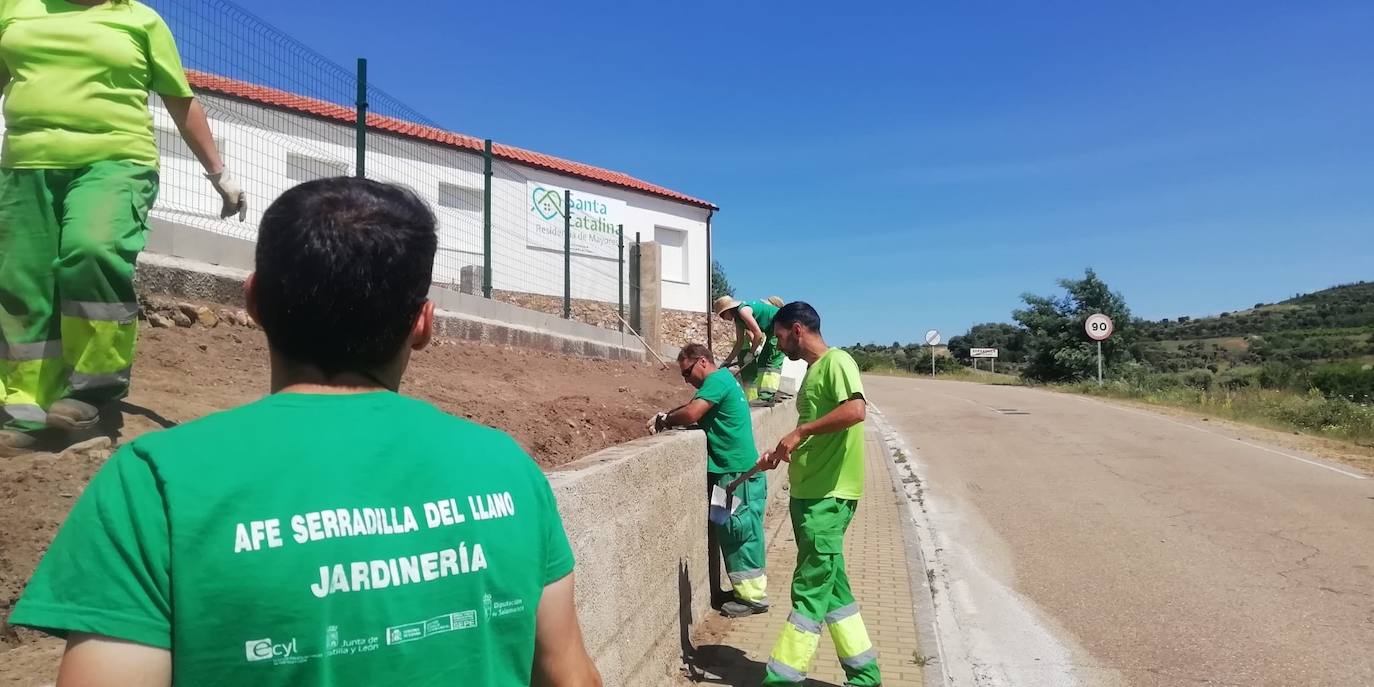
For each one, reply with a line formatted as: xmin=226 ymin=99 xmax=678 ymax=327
xmin=790 ymin=348 xmax=866 ymax=500
xmin=10 ymin=392 xmax=574 ymax=686
xmin=693 ymin=367 xmax=758 ymax=474
xmin=0 ymin=0 xmax=193 ymax=168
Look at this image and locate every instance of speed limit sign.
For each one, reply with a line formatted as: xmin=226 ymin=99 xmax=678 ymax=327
xmin=1085 ymin=313 xmax=1114 ymax=341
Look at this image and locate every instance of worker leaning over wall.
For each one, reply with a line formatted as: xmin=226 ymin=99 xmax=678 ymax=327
xmin=650 ymin=342 xmax=770 ymax=617
xmin=715 ymin=295 xmax=786 ymax=403
xmin=0 ymin=0 xmax=245 ymax=455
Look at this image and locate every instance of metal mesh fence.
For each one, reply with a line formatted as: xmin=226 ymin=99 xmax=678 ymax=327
xmin=144 ymin=0 xmax=631 ymax=332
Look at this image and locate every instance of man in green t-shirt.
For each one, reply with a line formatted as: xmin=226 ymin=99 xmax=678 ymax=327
xmin=9 ymin=178 xmax=601 ymax=687
xmin=756 ymin=302 xmax=881 ymax=686
xmin=650 ymin=343 xmax=768 ymax=617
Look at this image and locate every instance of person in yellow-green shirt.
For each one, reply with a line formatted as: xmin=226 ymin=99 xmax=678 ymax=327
xmin=756 ymin=301 xmax=881 ymax=686
xmin=0 ymin=0 xmax=245 ymax=454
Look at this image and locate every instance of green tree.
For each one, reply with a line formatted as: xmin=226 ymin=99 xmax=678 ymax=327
xmin=1013 ymin=268 xmax=1136 ymax=382
xmin=948 ymin=323 xmax=1028 ymax=363
xmin=710 ymin=260 xmax=734 ymax=301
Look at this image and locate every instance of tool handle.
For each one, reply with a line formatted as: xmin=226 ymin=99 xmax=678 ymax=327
xmin=725 ymin=463 xmax=766 ymax=493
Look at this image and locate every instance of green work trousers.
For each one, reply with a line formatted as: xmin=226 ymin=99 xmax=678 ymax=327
xmin=740 ymin=338 xmax=784 ymax=402
xmin=709 ymin=470 xmax=769 ymax=603
xmin=0 ymin=162 xmax=157 ymax=431
xmin=764 ymin=497 xmax=881 ymax=686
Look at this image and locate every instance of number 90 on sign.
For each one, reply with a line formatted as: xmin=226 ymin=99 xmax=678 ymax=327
xmin=1084 ymin=313 xmax=1114 ymax=341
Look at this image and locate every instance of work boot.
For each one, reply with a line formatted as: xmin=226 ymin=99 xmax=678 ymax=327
xmin=0 ymin=429 xmax=38 ymax=457
xmin=720 ymin=599 xmax=769 ymax=618
xmin=46 ymin=399 xmax=101 ymax=432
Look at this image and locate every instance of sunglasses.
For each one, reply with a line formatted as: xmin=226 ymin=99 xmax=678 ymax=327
xmin=680 ymin=357 xmax=704 ymax=379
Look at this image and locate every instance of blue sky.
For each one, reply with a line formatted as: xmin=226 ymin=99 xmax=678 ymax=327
xmin=225 ymin=0 xmax=1372 ymax=346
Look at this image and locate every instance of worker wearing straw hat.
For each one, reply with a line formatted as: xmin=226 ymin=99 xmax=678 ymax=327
xmin=715 ymin=295 xmax=786 ymax=403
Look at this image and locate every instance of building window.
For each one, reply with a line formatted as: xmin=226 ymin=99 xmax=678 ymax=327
xmin=656 ymin=226 xmax=688 ymax=283
xmin=286 ymin=152 xmax=350 ymax=181
xmin=156 ymin=127 xmax=224 ymax=162
xmin=438 ymin=182 xmax=483 ymax=213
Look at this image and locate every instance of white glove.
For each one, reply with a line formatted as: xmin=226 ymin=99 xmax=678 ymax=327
xmin=646 ymin=412 xmax=669 ymax=435
xmin=206 ymin=169 xmax=247 ymax=221
xmin=741 ymin=342 xmax=763 ymax=367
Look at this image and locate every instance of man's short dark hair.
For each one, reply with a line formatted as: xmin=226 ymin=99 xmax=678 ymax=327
xmin=775 ymin=301 xmax=821 ymax=333
xmin=678 ymin=343 xmax=713 ymax=363
xmin=254 ymin=177 xmax=437 ymax=375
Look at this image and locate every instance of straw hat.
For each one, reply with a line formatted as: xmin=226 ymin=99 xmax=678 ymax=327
xmin=713 ymin=296 xmax=742 ymax=318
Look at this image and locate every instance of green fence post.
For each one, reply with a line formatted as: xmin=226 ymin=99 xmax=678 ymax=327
xmin=563 ymin=189 xmax=572 ymax=319
xmin=354 ymin=58 xmax=367 ymax=178
xmin=482 ymin=139 xmax=493 ymax=298
xmin=631 ymin=232 xmax=641 ymax=333
xmin=618 ymin=224 xmax=624 ymax=332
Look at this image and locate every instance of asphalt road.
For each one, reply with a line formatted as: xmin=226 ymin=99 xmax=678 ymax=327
xmin=865 ymin=377 xmax=1374 ymax=687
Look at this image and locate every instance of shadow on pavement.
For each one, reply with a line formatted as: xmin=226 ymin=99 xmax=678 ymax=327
xmin=688 ymin=644 xmax=842 ymax=687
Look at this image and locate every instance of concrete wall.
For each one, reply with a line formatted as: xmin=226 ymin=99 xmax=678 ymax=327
xmin=547 ymin=400 xmax=798 ymax=686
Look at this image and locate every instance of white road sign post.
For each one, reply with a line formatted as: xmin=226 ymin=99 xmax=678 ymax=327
xmin=1084 ymin=313 xmax=1114 ymax=385
xmin=925 ymin=329 xmax=941 ymax=377
xmin=970 ymin=347 xmax=998 ymax=373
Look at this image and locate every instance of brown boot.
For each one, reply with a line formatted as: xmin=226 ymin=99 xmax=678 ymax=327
xmin=46 ymin=399 xmax=101 ymax=432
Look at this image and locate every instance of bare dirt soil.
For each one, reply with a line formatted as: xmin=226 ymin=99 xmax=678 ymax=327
xmin=1 ymin=314 xmax=684 ymax=685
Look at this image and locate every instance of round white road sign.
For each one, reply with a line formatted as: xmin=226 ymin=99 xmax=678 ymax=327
xmin=1085 ymin=313 xmax=1114 ymax=341
xmin=925 ymin=329 xmax=941 ymax=346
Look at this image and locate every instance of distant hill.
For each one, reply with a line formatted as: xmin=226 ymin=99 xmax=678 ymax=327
xmin=1138 ymin=281 xmax=1374 ymax=341
xmin=1135 ymin=281 xmax=1374 ymax=371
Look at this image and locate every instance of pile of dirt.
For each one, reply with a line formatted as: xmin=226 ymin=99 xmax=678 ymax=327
xmin=1 ymin=313 xmax=686 ymax=682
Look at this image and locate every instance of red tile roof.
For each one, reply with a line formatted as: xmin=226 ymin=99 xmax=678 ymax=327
xmin=186 ymin=70 xmax=717 ymax=210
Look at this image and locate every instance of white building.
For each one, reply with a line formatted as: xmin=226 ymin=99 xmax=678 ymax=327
xmin=4 ymin=70 xmax=718 ymax=320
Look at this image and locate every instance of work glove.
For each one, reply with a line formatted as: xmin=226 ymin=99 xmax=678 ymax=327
xmin=206 ymin=168 xmax=247 ymax=221
xmin=740 ymin=342 xmax=763 ymax=367
xmin=646 ymin=412 xmax=669 ymax=435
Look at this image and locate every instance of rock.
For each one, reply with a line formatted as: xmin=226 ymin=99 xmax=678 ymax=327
xmin=198 ymin=343 xmax=208 ymax=352
xmin=147 ymin=313 xmax=173 ymax=328
xmin=618 ymin=386 xmax=628 ymax=393
xmin=234 ymin=310 xmax=254 ymax=327
xmin=218 ymin=308 xmax=237 ymax=326
xmin=177 ymin=302 xmax=199 ymax=318
xmin=194 ymin=306 xmax=218 ymax=328
xmin=172 ymin=311 xmax=193 ymax=327
xmin=60 ymin=436 xmax=113 ymax=459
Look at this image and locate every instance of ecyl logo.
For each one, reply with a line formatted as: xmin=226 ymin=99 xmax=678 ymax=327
xmin=245 ymin=637 xmax=297 ymax=662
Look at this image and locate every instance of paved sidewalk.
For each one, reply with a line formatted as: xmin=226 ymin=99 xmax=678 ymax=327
xmin=689 ymin=430 xmax=926 ymax=686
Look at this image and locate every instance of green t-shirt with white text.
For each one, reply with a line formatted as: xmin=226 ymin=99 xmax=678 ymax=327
xmin=10 ymin=392 xmax=573 ymax=686
xmin=789 ymin=348 xmax=866 ymax=499
xmin=693 ymin=367 xmax=758 ymax=474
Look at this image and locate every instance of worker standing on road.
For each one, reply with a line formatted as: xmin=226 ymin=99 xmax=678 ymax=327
xmin=10 ymin=178 xmax=601 ymax=686
xmin=0 ymin=0 xmax=245 ymax=455
xmin=716 ymin=295 xmax=786 ymax=403
xmin=649 ymin=342 xmax=770 ymax=617
xmin=757 ymin=301 xmax=881 ymax=686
